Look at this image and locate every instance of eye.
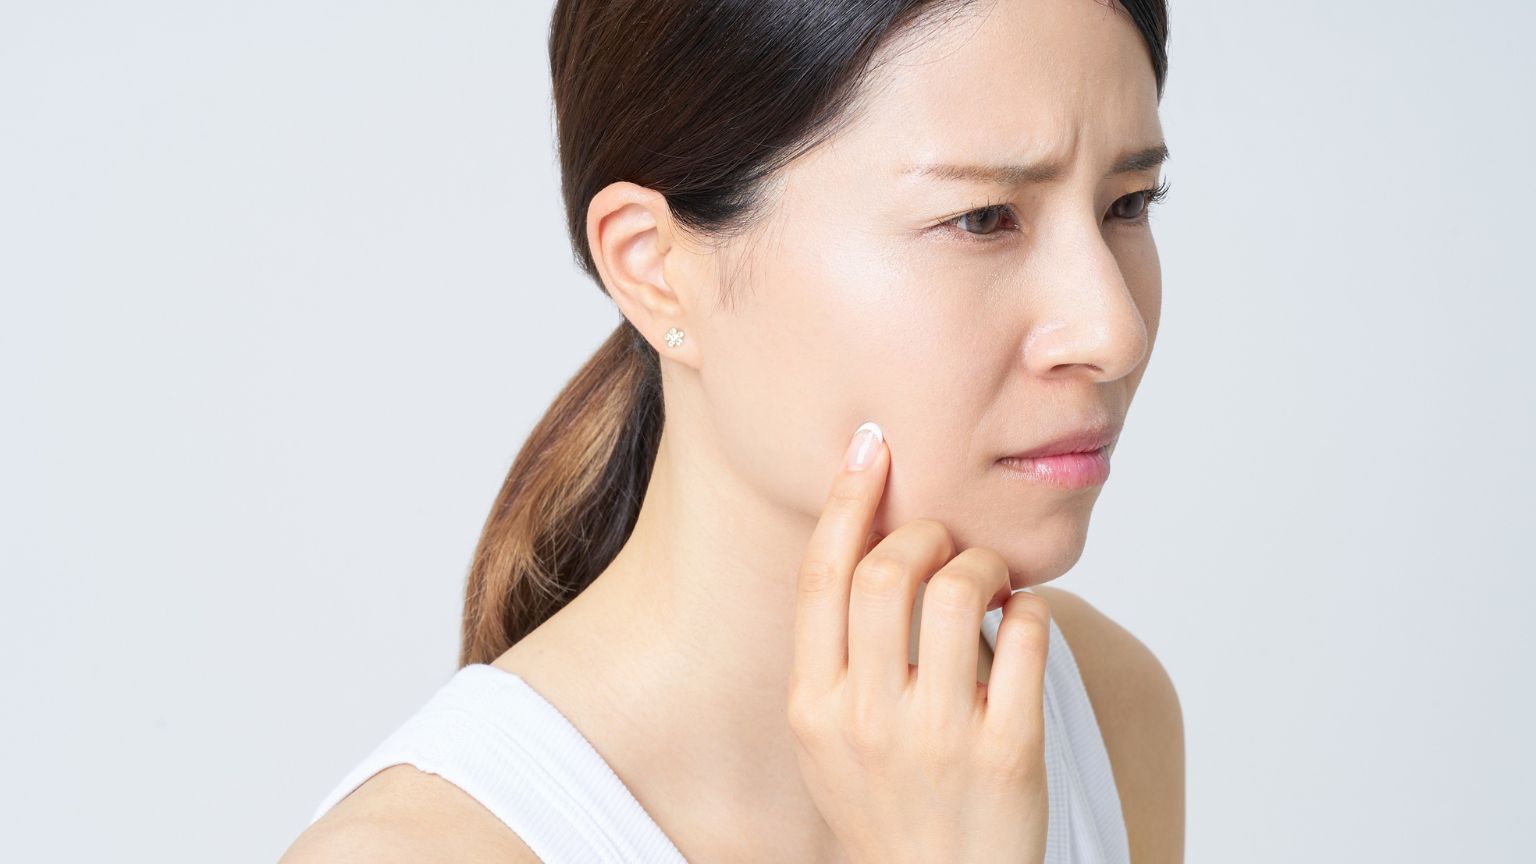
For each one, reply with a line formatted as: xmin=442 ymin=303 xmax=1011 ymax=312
xmin=944 ymin=202 xmax=1019 ymax=242
xmin=1109 ymin=177 xmax=1171 ymax=226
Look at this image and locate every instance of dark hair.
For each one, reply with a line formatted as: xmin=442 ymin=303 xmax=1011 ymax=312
xmin=459 ymin=0 xmax=1171 ymax=667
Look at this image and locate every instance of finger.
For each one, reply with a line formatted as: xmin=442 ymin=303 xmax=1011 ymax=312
xmin=981 ymin=588 xmax=1052 ymax=735
xmin=846 ymin=519 xmax=954 ymax=702
xmin=914 ymin=546 xmax=1012 ymax=713
xmin=792 ymin=421 xmax=889 ymax=692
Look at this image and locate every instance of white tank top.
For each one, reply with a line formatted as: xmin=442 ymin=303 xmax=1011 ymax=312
xmin=309 ymin=602 xmax=1131 ymax=863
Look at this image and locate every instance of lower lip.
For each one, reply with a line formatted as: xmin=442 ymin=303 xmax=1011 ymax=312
xmin=996 ymin=446 xmax=1111 ymax=489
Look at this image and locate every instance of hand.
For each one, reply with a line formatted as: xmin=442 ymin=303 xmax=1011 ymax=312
xmin=788 ymin=421 xmax=1051 ymax=864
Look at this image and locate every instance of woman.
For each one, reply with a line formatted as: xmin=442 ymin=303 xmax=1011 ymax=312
xmin=287 ymin=0 xmax=1182 ymax=861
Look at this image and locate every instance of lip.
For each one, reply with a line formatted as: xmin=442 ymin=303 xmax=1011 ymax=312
xmin=1003 ymin=423 xmax=1121 ymax=460
xmin=995 ymin=421 xmax=1121 ymax=490
xmin=996 ymin=448 xmax=1111 ymax=489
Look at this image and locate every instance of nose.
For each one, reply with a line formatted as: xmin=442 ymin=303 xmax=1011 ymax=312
xmin=1019 ymin=217 xmax=1150 ymax=382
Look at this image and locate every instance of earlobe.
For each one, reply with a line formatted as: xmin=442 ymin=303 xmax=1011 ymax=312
xmin=585 ymin=181 xmax=698 ymax=365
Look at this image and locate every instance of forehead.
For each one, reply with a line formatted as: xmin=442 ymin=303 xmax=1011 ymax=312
xmin=835 ymin=0 xmax=1161 ymax=174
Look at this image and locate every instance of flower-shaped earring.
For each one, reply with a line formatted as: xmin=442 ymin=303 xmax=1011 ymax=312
xmin=665 ymin=327 xmax=685 ymax=348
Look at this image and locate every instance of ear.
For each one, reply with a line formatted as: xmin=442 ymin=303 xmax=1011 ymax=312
xmin=585 ymin=181 xmax=707 ymax=370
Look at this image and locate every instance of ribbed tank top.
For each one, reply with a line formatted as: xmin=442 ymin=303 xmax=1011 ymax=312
xmin=309 ymin=599 xmax=1130 ymax=863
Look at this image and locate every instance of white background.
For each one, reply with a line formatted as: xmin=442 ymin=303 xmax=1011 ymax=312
xmin=3 ymin=1 xmax=1532 ymax=861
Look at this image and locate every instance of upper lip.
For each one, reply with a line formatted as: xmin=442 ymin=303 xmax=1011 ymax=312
xmin=1002 ymin=420 xmax=1122 ymax=460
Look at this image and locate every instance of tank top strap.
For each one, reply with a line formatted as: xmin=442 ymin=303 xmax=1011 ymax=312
xmin=309 ymin=663 xmax=689 ymax=864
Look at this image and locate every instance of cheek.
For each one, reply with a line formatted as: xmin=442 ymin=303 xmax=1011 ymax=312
xmin=1118 ymin=234 xmax=1161 ymax=330
xmin=699 ymin=229 xmax=996 ymax=521
xmin=1120 ymin=236 xmax=1162 ymax=382
xmin=695 ymin=241 xmax=894 ymax=515
xmin=790 ymin=251 xmax=1007 ymax=528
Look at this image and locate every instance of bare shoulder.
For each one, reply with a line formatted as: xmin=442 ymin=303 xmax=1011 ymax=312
xmin=279 ymin=764 xmax=543 ymax=864
xmin=1028 ymin=584 xmax=1185 ymax=864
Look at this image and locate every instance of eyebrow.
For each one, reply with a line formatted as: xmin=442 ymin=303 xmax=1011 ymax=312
xmin=901 ymin=142 xmax=1169 ymax=186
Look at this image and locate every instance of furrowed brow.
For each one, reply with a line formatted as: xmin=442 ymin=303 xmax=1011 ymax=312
xmin=901 ymin=142 xmax=1169 ymax=187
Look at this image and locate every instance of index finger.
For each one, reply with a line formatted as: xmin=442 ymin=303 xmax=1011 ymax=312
xmin=792 ymin=420 xmax=889 ymax=692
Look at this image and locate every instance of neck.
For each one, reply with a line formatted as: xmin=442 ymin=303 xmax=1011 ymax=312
xmin=496 ymin=421 xmax=851 ymax=861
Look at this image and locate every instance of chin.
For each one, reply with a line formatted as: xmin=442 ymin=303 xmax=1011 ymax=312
xmin=990 ymin=516 xmax=1093 ymax=590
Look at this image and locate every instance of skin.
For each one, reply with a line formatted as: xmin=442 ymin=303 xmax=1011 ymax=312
xmin=282 ymin=0 xmax=1184 ymax=861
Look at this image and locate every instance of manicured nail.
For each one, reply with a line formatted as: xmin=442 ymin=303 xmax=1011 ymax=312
xmin=845 ymin=421 xmax=883 ymax=470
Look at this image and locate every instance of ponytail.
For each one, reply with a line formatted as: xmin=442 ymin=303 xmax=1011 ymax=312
xmin=458 ymin=320 xmax=662 ymax=666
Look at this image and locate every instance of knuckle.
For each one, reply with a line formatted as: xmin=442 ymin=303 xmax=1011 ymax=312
xmin=924 ymin=570 xmax=987 ymax=612
xmin=844 ymin=722 xmax=888 ymax=759
xmin=911 ymin=691 xmax=958 ymax=742
xmin=841 ymin=693 xmax=894 ymax=756
xmin=906 ymin=518 xmax=956 ymax=557
xmin=852 ymin=555 xmax=908 ymax=599
xmin=960 ymin=545 xmax=1009 ymax=575
xmin=924 ymin=547 xmax=1010 ymax=614
xmin=995 ymin=614 xmax=1049 ymax=659
xmin=826 ymin=476 xmax=865 ymax=508
xmin=797 ymin=557 xmax=841 ymax=596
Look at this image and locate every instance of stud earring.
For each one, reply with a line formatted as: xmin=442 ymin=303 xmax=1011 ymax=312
xmin=665 ymin=327 xmax=685 ymax=348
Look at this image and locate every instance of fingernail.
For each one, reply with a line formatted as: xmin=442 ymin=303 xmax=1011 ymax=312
xmin=845 ymin=421 xmax=883 ymax=470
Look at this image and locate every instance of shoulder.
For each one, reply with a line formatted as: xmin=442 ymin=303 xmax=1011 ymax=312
xmin=279 ymin=764 xmax=542 ymax=864
xmin=1028 ymin=584 xmax=1185 ymax=864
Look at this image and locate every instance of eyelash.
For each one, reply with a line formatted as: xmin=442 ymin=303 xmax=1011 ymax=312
xmin=941 ymin=177 xmax=1172 ymax=244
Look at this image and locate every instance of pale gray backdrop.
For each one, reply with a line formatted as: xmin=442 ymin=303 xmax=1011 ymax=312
xmin=2 ymin=1 xmax=1532 ymax=862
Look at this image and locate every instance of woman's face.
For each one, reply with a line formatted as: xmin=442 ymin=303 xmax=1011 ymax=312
xmin=697 ymin=0 xmax=1165 ymax=586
